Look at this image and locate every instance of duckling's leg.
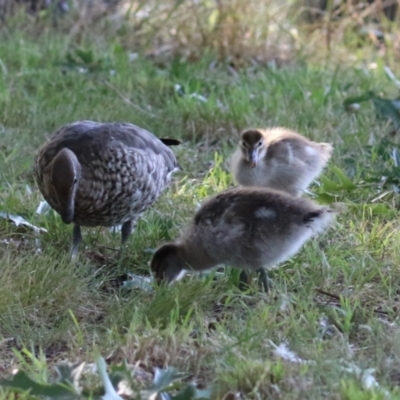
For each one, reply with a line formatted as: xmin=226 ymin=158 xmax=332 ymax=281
xmin=71 ymin=223 xmax=82 ymax=260
xmin=238 ymin=270 xmax=252 ymax=291
xmin=256 ymin=268 xmax=271 ymax=293
xmin=238 ymin=269 xmax=271 ymax=293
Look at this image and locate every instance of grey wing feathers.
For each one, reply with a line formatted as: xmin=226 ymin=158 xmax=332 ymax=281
xmin=195 ymin=189 xmax=316 ymax=228
xmin=195 ymin=189 xmax=261 ymax=227
xmin=43 ymin=121 xmax=180 ymax=173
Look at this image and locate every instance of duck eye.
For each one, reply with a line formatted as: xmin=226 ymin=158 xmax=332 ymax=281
xmin=257 ymin=141 xmax=263 ymax=147
xmin=73 ymin=178 xmax=77 ymax=184
xmin=242 ymin=141 xmax=247 ymax=148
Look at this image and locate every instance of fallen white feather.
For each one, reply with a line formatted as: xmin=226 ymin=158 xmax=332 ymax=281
xmin=189 ymin=93 xmax=207 ymax=102
xmin=269 ymin=341 xmax=315 ymax=365
xmin=279 ymin=295 xmax=291 ymax=313
xmin=35 ymin=200 xmax=51 ymax=215
xmin=0 ymin=212 xmax=47 ymax=233
xmin=122 ymin=273 xmax=154 ymax=292
xmin=341 ymin=363 xmax=390 ymax=396
xmin=269 ymin=341 xmax=390 ymax=396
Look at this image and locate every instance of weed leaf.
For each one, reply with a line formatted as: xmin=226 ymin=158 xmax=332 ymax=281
xmin=343 ymin=91 xmax=375 ymax=106
xmin=122 ymin=273 xmax=154 ymax=292
xmin=344 ymin=91 xmax=400 ymax=128
xmin=371 ymin=96 xmax=400 ymax=129
xmin=330 ymin=167 xmax=356 ymax=189
xmin=172 ymin=384 xmax=212 ymax=399
xmin=148 ymin=367 xmax=186 ymax=393
xmin=95 ymin=356 xmax=123 ymax=400
xmin=0 ymin=370 xmax=78 ymax=399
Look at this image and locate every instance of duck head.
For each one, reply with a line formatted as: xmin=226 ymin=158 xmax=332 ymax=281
xmin=50 ymin=148 xmax=81 ymax=224
xmin=240 ymin=129 xmax=265 ymax=168
xmin=151 ymin=243 xmax=187 ymax=284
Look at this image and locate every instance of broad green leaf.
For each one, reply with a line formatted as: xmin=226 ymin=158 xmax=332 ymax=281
xmin=172 ymin=384 xmax=212 ymax=399
xmin=148 ymin=367 xmax=186 ymax=392
xmin=75 ymin=49 xmax=94 ymax=65
xmin=366 ymin=203 xmax=397 ymax=217
xmin=331 ymin=167 xmax=356 ymax=189
xmin=0 ymin=370 xmax=77 ymax=399
xmin=319 ymin=176 xmax=341 ymax=192
xmin=344 ymin=91 xmax=400 ymax=128
xmin=314 ymin=192 xmax=336 ymax=204
xmin=122 ymin=273 xmax=153 ymax=292
xmin=371 ymin=96 xmax=400 ymax=129
xmin=349 ymin=203 xmax=397 ymax=217
xmin=343 ymin=92 xmax=374 ymax=106
xmin=55 ymin=362 xmax=85 ymax=388
xmin=95 ymin=356 xmax=123 ymax=400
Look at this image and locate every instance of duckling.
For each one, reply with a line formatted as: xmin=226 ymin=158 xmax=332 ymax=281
xmin=151 ymin=187 xmax=335 ymax=290
xmin=34 ymin=120 xmax=181 ymax=258
xmin=231 ymin=128 xmax=333 ymax=196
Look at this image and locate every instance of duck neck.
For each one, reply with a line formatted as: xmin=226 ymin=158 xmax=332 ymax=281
xmin=178 ymin=240 xmax=217 ymax=272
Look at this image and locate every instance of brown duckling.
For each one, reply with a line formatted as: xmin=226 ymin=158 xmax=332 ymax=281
xmin=231 ymin=128 xmax=333 ymax=196
xmin=151 ymin=187 xmax=335 ymax=290
xmin=34 ymin=120 xmax=181 ymax=258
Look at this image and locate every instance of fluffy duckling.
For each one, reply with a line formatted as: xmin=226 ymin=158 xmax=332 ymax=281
xmin=151 ymin=187 xmax=335 ymax=290
xmin=231 ymin=128 xmax=333 ymax=196
xmin=34 ymin=120 xmax=181 ymax=258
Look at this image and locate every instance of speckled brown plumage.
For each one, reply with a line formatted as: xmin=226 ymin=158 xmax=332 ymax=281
xmin=34 ymin=120 xmax=180 ymax=257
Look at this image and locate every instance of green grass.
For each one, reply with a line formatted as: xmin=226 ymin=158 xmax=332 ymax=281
xmin=2 ymin=21 xmax=400 ymax=399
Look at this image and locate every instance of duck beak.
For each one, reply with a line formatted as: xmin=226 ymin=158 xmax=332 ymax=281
xmin=59 ymin=194 xmax=75 ymax=224
xmin=60 ymin=206 xmax=74 ymax=224
xmin=247 ymin=150 xmax=258 ymax=168
xmin=51 ymin=148 xmax=81 ymax=225
xmin=55 ymin=183 xmax=77 ymax=224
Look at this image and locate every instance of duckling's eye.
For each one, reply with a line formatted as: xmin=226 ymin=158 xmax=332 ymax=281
xmin=73 ymin=178 xmax=77 ymax=184
xmin=257 ymin=141 xmax=263 ymax=147
xmin=242 ymin=141 xmax=247 ymax=148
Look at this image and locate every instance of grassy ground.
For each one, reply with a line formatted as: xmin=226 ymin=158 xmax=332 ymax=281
xmin=2 ymin=16 xmax=400 ymax=399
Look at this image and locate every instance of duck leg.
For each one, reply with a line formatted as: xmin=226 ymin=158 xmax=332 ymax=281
xmin=121 ymin=220 xmax=133 ymax=245
xmin=256 ymin=268 xmax=271 ymax=293
xmin=238 ymin=268 xmax=271 ymax=293
xmin=71 ymin=223 xmax=82 ymax=260
xmin=118 ymin=220 xmax=134 ymax=259
xmin=238 ymin=270 xmax=252 ymax=291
